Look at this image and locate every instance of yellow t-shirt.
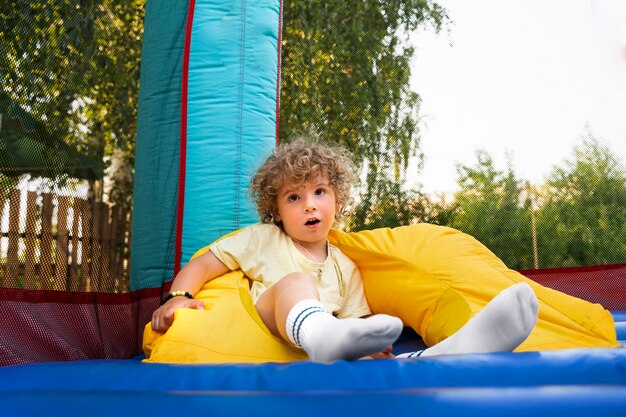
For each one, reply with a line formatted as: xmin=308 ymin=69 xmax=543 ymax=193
xmin=209 ymin=223 xmax=371 ymax=319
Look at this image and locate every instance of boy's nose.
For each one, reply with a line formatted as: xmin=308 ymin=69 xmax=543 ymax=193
xmin=304 ymin=197 xmax=317 ymax=212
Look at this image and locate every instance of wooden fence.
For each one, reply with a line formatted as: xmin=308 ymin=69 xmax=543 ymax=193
xmin=0 ymin=188 xmax=131 ymax=292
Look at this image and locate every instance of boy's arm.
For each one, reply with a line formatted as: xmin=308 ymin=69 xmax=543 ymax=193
xmin=151 ymin=250 xmax=230 ymax=332
xmin=170 ymin=249 xmax=230 ymax=294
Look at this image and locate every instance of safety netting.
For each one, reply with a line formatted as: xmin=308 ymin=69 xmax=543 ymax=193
xmin=0 ymin=1 xmax=148 ymax=366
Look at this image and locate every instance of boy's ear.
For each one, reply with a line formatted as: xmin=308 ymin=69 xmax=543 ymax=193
xmin=273 ymin=210 xmax=281 ymax=222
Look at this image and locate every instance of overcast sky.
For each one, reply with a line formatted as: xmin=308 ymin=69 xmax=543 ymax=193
xmin=409 ymin=0 xmax=625 ymax=193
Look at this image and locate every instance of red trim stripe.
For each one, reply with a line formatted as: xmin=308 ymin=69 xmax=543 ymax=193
xmin=274 ymin=0 xmax=284 ymax=145
xmin=0 ymin=285 xmax=163 ymax=305
xmin=519 ymin=263 xmax=626 ymax=275
xmin=174 ymin=0 xmax=197 ymax=276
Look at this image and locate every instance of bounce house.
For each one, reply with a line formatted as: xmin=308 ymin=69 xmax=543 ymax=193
xmin=1 ymin=0 xmax=625 ymax=415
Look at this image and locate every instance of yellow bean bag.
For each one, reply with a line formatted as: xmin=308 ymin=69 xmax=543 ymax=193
xmin=143 ymin=224 xmax=618 ymax=363
xmin=143 ymin=269 xmax=307 ymax=363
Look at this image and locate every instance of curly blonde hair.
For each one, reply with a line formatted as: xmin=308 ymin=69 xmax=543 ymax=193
xmin=249 ymin=139 xmax=357 ymax=224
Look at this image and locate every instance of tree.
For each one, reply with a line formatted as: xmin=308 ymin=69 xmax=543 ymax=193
xmin=347 ymin=176 xmax=425 ymax=230
xmin=280 ymin=1 xmax=447 ymax=229
xmin=450 ymin=150 xmax=534 ymax=269
xmin=0 ymin=1 xmax=144 ymax=207
xmin=536 ymin=137 xmax=626 ymax=267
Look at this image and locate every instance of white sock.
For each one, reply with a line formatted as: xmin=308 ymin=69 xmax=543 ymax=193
xmin=285 ymin=299 xmax=403 ymax=363
xmin=416 ymin=283 xmax=539 ymax=357
xmin=395 ymin=350 xmax=424 ymax=358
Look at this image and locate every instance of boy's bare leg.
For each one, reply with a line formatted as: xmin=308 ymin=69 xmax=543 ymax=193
xmin=399 ymin=283 xmax=539 ymax=358
xmin=256 ymin=272 xmax=403 ymax=363
xmin=255 ymin=272 xmax=320 ymax=340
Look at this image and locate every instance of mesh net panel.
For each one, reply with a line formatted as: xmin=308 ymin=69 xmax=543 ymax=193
xmin=278 ymin=2 xmax=626 ymax=271
xmin=522 ymin=264 xmax=626 ymax=311
xmin=0 ymin=2 xmax=145 ymax=364
xmin=1 ymin=2 xmax=141 ymax=292
xmin=0 ymin=287 xmax=160 ymax=366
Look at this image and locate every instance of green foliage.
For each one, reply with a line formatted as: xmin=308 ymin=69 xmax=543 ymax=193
xmin=347 ymin=176 xmax=424 ymax=231
xmin=536 ymin=137 xmax=626 ymax=267
xmin=450 ymin=150 xmax=534 ymax=269
xmin=346 ymin=171 xmax=458 ymax=231
xmin=280 ymin=0 xmax=448 ymax=229
xmin=0 ymin=1 xmax=144 ymax=207
xmin=448 ymin=139 xmax=626 ymax=269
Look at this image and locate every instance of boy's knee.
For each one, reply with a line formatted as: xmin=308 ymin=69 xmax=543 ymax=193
xmin=268 ymin=272 xmax=320 ymax=303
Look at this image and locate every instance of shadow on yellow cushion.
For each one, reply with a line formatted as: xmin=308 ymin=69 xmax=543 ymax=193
xmin=143 ymin=224 xmax=618 ymax=363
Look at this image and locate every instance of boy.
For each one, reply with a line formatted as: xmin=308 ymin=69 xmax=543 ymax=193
xmin=152 ymin=140 xmax=539 ymax=363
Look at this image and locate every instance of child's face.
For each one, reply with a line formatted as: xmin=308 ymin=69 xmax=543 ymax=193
xmin=274 ymin=175 xmax=338 ymax=247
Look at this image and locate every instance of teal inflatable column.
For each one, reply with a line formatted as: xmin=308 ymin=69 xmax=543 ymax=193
xmin=131 ymin=0 xmax=282 ymax=290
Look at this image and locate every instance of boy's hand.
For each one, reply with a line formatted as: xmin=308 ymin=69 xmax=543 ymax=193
xmin=151 ymin=296 xmax=205 ymax=333
xmin=362 ymin=345 xmax=395 ymax=360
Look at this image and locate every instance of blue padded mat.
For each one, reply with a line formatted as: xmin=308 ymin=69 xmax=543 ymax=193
xmin=1 ymin=348 xmax=625 ymax=417
xmin=2 ymin=386 xmax=626 ymax=417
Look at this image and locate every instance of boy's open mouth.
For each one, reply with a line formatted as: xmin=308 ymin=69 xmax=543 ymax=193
xmin=305 ymin=219 xmax=320 ymax=226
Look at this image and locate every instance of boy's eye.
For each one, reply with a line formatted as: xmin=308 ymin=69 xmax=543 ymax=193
xmin=315 ymin=188 xmax=326 ymax=196
xmin=288 ymin=194 xmax=299 ymax=202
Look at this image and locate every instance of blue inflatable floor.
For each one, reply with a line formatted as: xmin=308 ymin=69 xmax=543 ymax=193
xmin=1 ymin=312 xmax=625 ymax=417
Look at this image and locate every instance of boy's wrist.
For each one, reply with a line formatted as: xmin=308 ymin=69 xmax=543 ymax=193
xmin=160 ymin=290 xmax=194 ymax=306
